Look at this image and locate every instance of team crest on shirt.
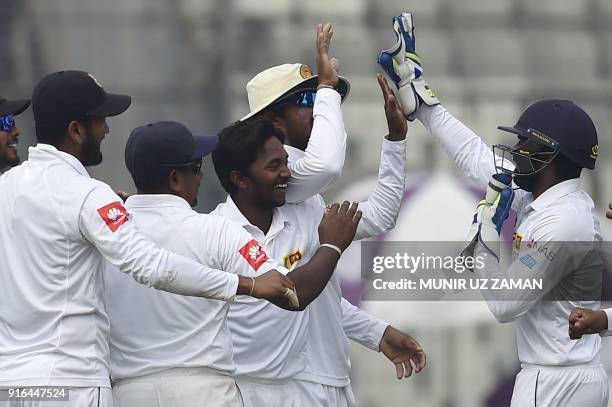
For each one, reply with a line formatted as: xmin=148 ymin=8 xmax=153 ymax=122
xmin=513 ymin=232 xmax=523 ymax=251
xmin=97 ymin=201 xmax=129 ymax=232
xmin=283 ymin=249 xmax=303 ymax=269
xmin=239 ymin=239 xmax=269 ymax=271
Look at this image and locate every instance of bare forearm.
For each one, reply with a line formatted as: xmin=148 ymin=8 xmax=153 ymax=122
xmin=286 ymin=247 xmax=340 ymax=309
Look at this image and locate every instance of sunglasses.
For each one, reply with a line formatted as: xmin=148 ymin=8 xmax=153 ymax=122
xmin=273 ymin=91 xmax=317 ymax=110
xmin=162 ymin=158 xmax=204 ymax=175
xmin=0 ymin=115 xmax=15 ymax=132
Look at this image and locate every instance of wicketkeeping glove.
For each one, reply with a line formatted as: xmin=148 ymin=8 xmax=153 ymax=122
xmin=377 ymin=12 xmax=439 ymax=121
xmin=461 ymin=174 xmax=514 ymax=263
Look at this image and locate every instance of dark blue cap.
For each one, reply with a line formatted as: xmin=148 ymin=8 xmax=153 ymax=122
xmin=125 ymin=121 xmax=218 ymax=183
xmin=498 ymin=99 xmax=598 ymax=169
xmin=32 ymin=70 xmax=131 ymax=125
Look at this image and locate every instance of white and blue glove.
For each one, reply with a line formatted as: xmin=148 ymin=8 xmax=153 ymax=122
xmin=461 ymin=174 xmax=514 ymax=263
xmin=377 ymin=12 xmax=439 ymax=120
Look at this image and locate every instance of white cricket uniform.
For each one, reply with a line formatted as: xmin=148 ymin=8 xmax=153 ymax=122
xmin=214 ymin=137 xmax=405 ymax=407
xmin=284 ymin=87 xmax=346 ymax=204
xmin=417 ymin=105 xmax=608 ymax=406
xmin=0 ymin=145 xmax=239 ymax=406
xmin=104 ymin=194 xmax=290 ymax=407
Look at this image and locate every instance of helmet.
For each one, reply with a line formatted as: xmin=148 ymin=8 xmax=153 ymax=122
xmin=494 ymin=99 xmax=598 ymax=176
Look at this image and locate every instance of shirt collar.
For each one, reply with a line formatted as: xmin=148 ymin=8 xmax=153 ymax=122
xmin=219 ymin=195 xmax=291 ymax=234
xmin=29 ymin=143 xmax=90 ymax=177
xmin=525 ymin=178 xmax=581 ymax=212
xmin=284 ymin=144 xmax=303 ymax=164
xmin=125 ymin=194 xmax=192 ymax=210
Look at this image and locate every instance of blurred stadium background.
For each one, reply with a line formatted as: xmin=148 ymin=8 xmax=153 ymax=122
xmin=2 ymin=0 xmax=611 ymax=405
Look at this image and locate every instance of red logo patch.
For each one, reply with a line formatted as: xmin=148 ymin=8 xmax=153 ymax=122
xmin=239 ymin=239 xmax=269 ymax=271
xmin=97 ymin=202 xmax=129 ymax=233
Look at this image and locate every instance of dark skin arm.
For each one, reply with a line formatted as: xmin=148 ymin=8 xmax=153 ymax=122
xmin=267 ymin=201 xmax=362 ymax=311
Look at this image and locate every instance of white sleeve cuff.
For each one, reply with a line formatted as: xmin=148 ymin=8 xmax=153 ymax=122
xmin=313 ymin=87 xmax=341 ymax=113
xmin=382 ymin=137 xmax=407 ymax=150
xmin=224 ymin=274 xmax=239 ymax=303
xmin=601 ymin=308 xmax=612 ymax=337
xmin=373 ymin=321 xmax=390 ymax=351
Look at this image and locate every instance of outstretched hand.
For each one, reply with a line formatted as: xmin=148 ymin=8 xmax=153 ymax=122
xmin=316 ymin=23 xmax=339 ymax=88
xmin=378 ymin=74 xmax=407 ymax=141
xmin=379 ymin=326 xmax=426 ymax=379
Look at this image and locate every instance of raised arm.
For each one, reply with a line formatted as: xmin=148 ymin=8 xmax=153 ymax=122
xmin=352 ymin=75 xmax=407 ymax=240
xmin=416 ymin=105 xmax=501 ymax=189
xmin=286 ymin=23 xmax=346 ymax=203
xmin=377 ymin=12 xmax=514 ymax=191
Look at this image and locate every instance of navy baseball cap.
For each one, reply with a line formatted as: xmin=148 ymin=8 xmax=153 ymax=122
xmin=498 ymin=99 xmax=598 ymax=169
xmin=125 ymin=121 xmax=218 ymax=183
xmin=32 ymin=70 xmax=131 ymax=126
xmin=0 ymin=96 xmax=30 ymax=116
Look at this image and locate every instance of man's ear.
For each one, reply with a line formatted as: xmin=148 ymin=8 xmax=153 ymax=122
xmin=167 ymin=169 xmax=182 ymax=194
xmin=66 ymin=120 xmax=87 ymax=145
xmin=229 ymin=170 xmax=249 ymax=191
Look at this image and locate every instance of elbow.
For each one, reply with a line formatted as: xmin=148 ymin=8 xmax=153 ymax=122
xmin=384 ymin=214 xmax=398 ymax=232
xmin=327 ymin=160 xmax=344 ymax=179
xmin=318 ymin=160 xmax=343 ymax=184
xmin=378 ymin=210 xmax=399 ymax=234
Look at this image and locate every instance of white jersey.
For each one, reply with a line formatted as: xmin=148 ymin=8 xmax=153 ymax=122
xmin=212 ymin=197 xmax=319 ymax=381
xmin=0 ymin=145 xmax=239 ymax=388
xmin=284 ymin=88 xmax=346 ymax=204
xmin=105 ymin=194 xmax=288 ymax=380
xmin=214 ymin=137 xmax=405 ymax=385
xmin=418 ymin=104 xmax=603 ymax=365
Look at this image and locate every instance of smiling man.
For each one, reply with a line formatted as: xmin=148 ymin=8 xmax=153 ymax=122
xmin=105 ymin=121 xmax=361 ymax=407
xmin=0 ymin=95 xmax=30 ymax=174
xmin=214 ymin=74 xmax=425 ymax=407
xmin=0 ymin=71 xmax=304 ymax=407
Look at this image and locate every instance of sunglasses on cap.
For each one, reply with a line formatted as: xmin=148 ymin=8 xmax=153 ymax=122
xmin=161 ymin=157 xmax=204 ymax=175
xmin=273 ymin=91 xmax=317 ymax=110
xmin=0 ymin=115 xmax=15 ymax=132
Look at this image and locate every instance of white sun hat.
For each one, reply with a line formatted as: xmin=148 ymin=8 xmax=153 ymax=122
xmin=240 ymin=63 xmax=350 ymax=122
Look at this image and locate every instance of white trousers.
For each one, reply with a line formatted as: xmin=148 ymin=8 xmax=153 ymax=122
xmin=112 ymin=367 xmax=242 ymax=407
xmin=294 ymin=380 xmax=356 ymax=407
xmin=0 ymin=387 xmax=112 ymax=407
xmin=510 ymin=363 xmax=609 ymax=407
xmin=235 ymin=376 xmax=299 ymax=407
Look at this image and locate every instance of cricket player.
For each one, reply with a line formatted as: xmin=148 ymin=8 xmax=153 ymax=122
xmin=378 ymin=12 xmax=607 ymax=406
xmin=0 ymin=71 xmax=297 ymax=407
xmin=241 ymin=24 xmax=350 ymax=205
xmin=105 ymin=120 xmax=360 ymax=407
xmin=212 ymin=73 xmax=424 ymax=407
xmin=0 ymin=95 xmax=30 ymax=174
